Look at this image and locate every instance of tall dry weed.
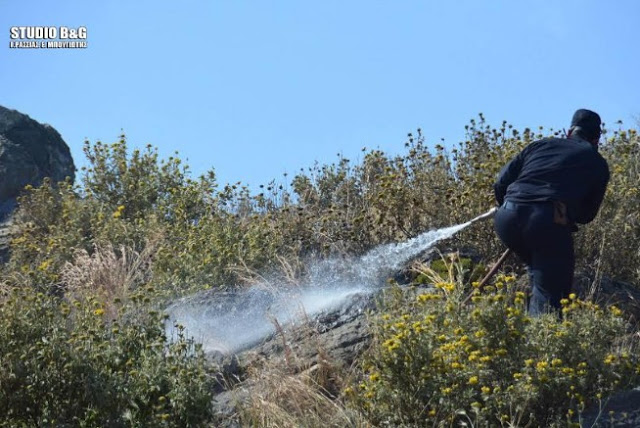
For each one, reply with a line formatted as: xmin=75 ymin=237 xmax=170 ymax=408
xmin=242 ymin=366 xmax=369 ymax=428
xmin=240 ymin=303 xmax=369 ymax=427
xmin=61 ymin=237 xmax=159 ymax=306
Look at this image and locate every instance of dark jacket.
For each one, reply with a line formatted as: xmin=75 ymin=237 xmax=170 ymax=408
xmin=494 ymin=136 xmax=610 ymax=224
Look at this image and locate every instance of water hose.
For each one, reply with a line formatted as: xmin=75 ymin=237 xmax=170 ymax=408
xmin=469 ymin=207 xmax=511 ymax=287
xmin=473 ymin=207 xmax=511 ymax=287
xmin=462 ymin=207 xmax=512 ymax=303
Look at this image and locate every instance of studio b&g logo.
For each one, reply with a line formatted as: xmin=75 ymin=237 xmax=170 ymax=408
xmin=9 ymin=26 xmax=88 ymax=49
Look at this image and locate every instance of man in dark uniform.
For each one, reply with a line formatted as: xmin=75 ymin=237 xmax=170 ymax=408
xmin=493 ymin=109 xmax=610 ymax=315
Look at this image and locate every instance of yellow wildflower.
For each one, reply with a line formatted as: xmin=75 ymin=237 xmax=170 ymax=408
xmin=610 ymin=306 xmax=623 ymax=317
xmin=536 ymin=361 xmax=549 ymax=372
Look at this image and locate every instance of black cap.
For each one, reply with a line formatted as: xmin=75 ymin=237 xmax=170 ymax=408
xmin=570 ymin=109 xmax=601 ymax=140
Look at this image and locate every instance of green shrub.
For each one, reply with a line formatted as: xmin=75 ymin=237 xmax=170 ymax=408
xmin=0 ymin=286 xmax=214 ymax=427
xmin=7 ymin=136 xmax=258 ymax=294
xmin=351 ymin=262 xmax=639 ymax=427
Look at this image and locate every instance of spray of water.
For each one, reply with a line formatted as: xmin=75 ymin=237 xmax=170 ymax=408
xmin=166 ymin=209 xmax=496 ymax=353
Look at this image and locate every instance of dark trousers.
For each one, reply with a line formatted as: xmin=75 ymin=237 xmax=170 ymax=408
xmin=494 ymin=201 xmax=574 ymax=316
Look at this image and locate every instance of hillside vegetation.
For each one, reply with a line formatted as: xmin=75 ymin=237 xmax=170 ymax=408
xmin=1 ymin=117 xmax=639 ymax=426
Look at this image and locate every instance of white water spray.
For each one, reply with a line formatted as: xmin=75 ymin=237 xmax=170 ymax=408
xmin=166 ymin=208 xmax=496 ymax=353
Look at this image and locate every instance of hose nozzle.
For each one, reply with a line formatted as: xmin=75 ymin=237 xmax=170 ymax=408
xmin=469 ymin=207 xmax=498 ymax=224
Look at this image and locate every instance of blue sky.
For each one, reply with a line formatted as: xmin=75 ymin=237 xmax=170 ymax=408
xmin=1 ymin=1 xmax=639 ymax=189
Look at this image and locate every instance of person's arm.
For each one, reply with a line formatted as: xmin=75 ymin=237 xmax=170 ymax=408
xmin=575 ymin=159 xmax=610 ymax=224
xmin=493 ymin=148 xmax=527 ymax=205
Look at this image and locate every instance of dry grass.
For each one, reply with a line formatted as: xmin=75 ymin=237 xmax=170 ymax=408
xmin=238 ymin=301 xmax=370 ymax=427
xmin=0 ymin=280 xmax=10 ymax=304
xmin=242 ymin=365 xmax=370 ymax=428
xmin=60 ymin=238 xmax=159 ymax=314
xmin=231 ymin=254 xmax=305 ymax=291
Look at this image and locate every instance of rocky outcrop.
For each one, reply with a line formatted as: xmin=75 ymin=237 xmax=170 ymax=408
xmin=0 ymin=105 xmax=75 ymax=202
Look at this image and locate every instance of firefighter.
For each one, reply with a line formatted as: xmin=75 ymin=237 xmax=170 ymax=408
xmin=493 ymin=109 xmax=609 ymax=315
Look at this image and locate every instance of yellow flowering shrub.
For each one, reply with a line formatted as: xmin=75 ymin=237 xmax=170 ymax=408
xmin=8 ymin=120 xmax=640 ymax=295
xmin=0 ymin=286 xmax=214 ymax=426
xmin=351 ymin=264 xmax=640 ymax=427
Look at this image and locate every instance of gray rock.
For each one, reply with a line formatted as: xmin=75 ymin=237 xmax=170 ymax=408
xmin=0 ymin=105 xmax=75 ymax=202
xmin=211 ymin=389 xmax=248 ymax=428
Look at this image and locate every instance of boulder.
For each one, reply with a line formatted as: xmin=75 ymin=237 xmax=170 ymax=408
xmin=0 ymin=105 xmax=75 ymax=202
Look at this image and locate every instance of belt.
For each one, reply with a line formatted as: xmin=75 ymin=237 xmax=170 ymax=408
xmin=501 ymin=200 xmax=573 ymax=228
xmin=502 ymin=200 xmax=554 ymax=210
